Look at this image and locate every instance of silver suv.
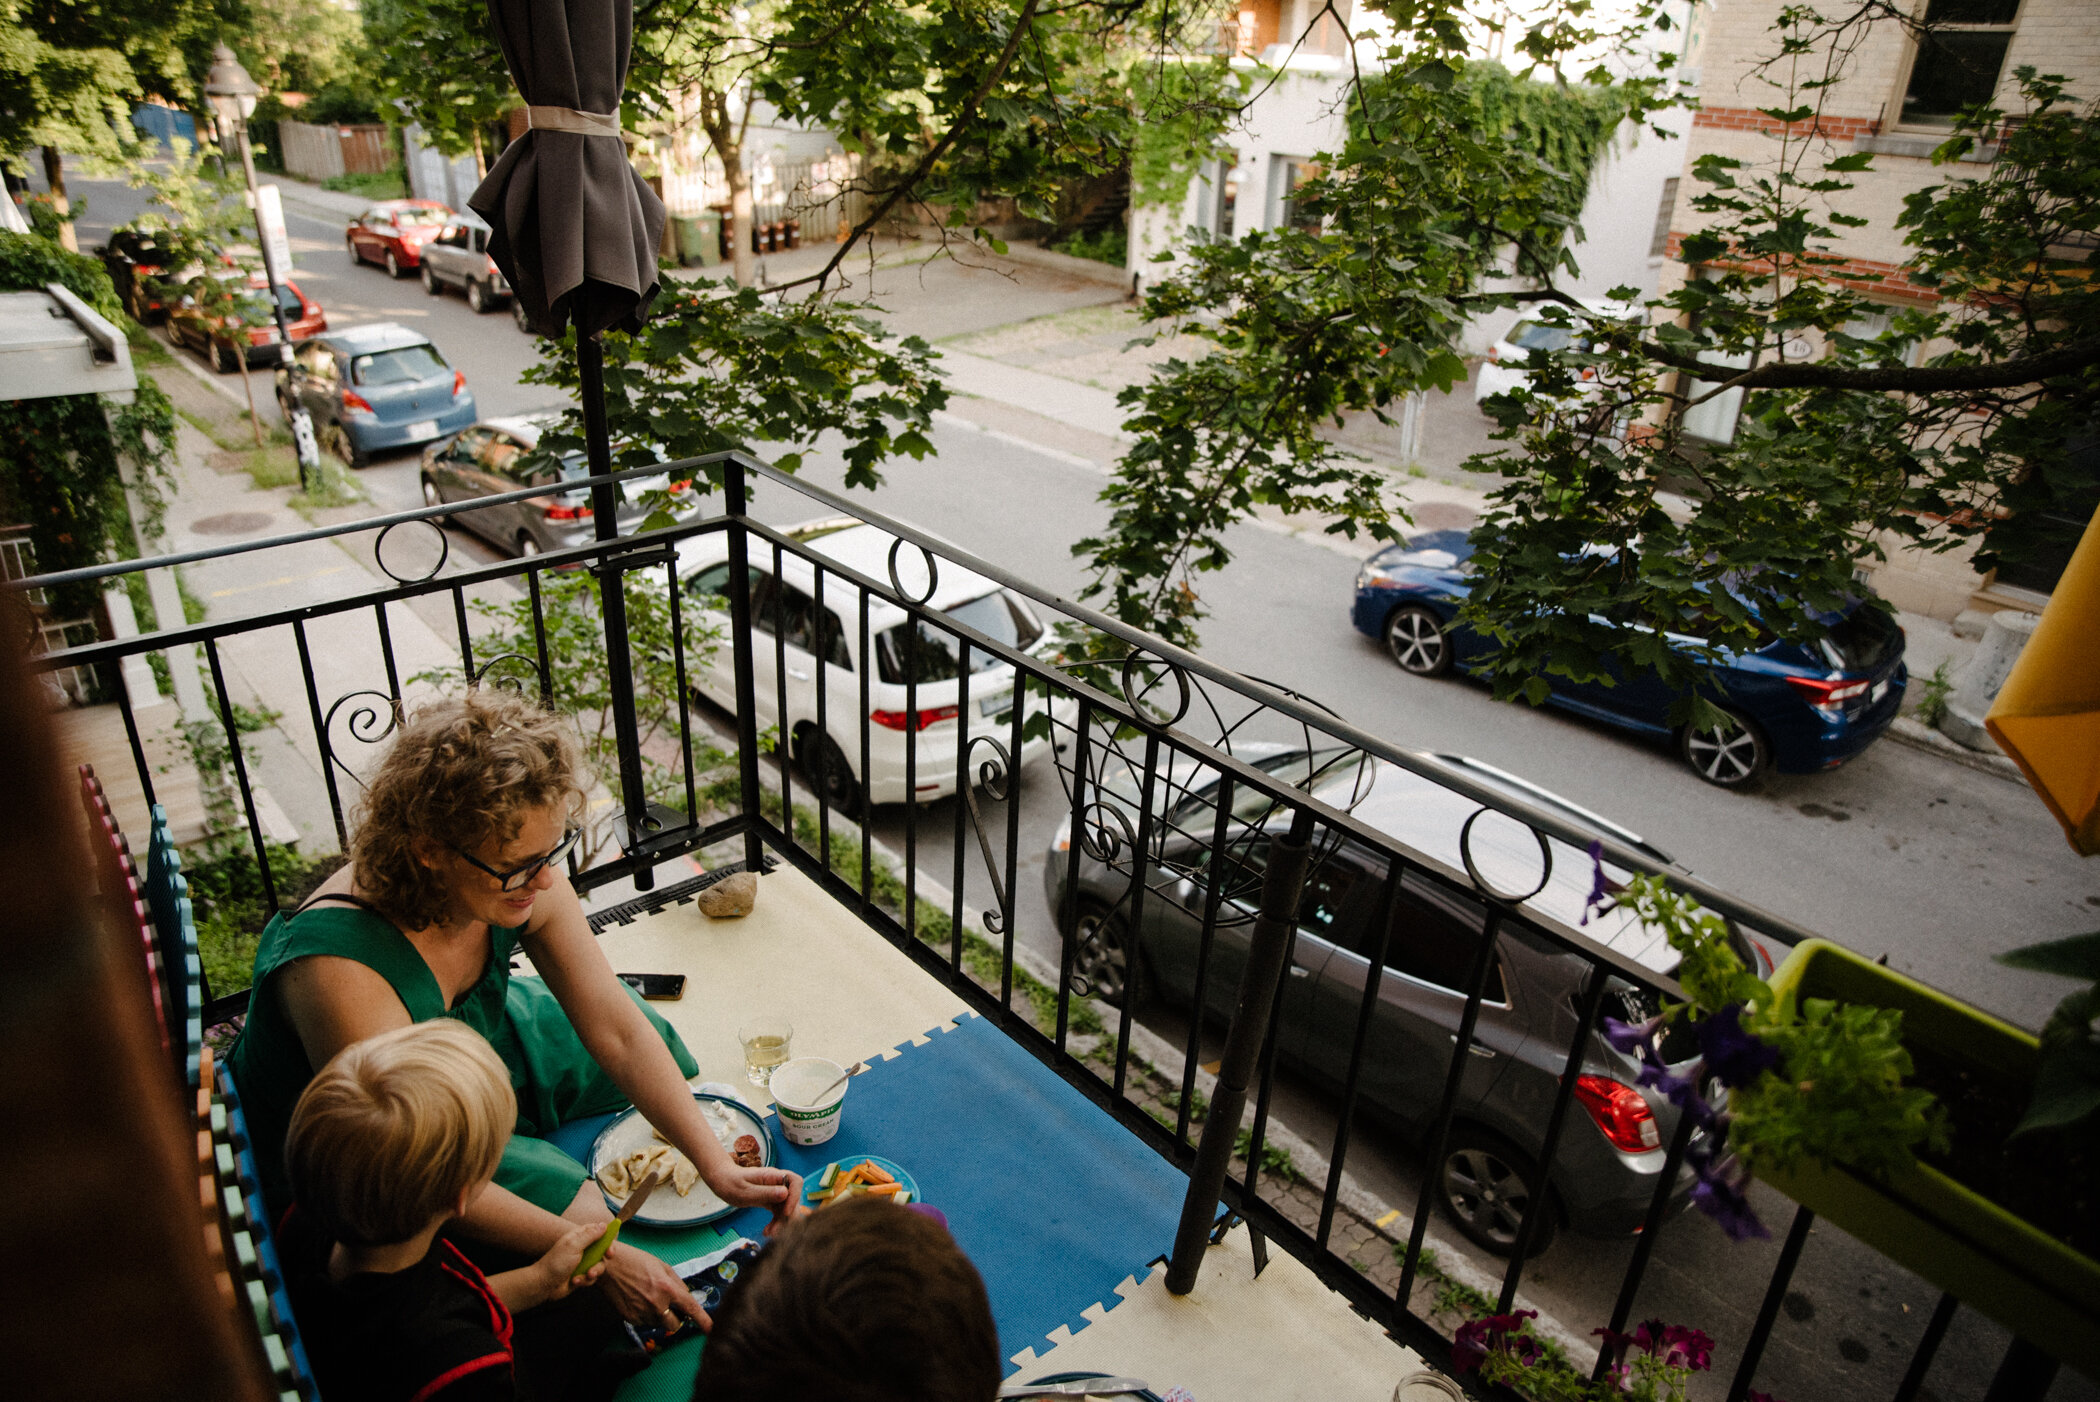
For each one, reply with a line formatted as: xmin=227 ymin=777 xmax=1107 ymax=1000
xmin=419 ymin=214 xmax=512 ymax=314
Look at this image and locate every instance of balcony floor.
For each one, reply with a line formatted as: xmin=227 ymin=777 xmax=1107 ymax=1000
xmin=585 ymin=860 xmax=1436 ymax=1396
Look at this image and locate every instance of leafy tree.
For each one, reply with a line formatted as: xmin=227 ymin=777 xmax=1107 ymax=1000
xmin=223 ymin=0 xmax=365 ymax=100
xmin=359 ymin=0 xmax=512 ymax=174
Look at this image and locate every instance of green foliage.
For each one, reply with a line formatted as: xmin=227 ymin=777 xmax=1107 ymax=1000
xmin=302 ymin=76 xmax=386 ymax=126
xmin=0 ymin=226 xmax=123 ymax=320
xmin=184 ymin=841 xmax=342 ymax=996
xmin=1612 ymin=873 xmax=1945 ymax=1179
xmin=1074 ymin=47 xmax=1661 ymax=651
xmin=226 ymin=0 xmax=366 ymax=100
xmin=1124 ymin=51 xmax=1247 ymax=210
xmin=518 ymin=280 xmax=947 ymax=507
xmin=1233 ymin=1127 xmax=1302 ymax=1182
xmin=1911 ymin=659 xmax=1954 ymax=728
xmin=320 ymin=168 xmax=409 ymax=200
xmin=358 ymin=0 xmax=514 ymax=162
xmin=1996 ymin=931 xmax=2100 ymax=1137
xmin=1052 ymin=225 xmax=1127 ymax=266
xmin=415 ymin=567 xmax=724 ymax=872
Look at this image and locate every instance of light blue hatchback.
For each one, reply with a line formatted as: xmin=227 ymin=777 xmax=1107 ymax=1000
xmin=276 ymin=322 xmax=478 ymax=468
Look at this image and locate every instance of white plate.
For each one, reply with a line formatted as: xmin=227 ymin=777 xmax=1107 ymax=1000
xmin=407 ymin=418 xmax=438 ymax=439
xmin=587 ymin=1091 xmax=774 ymax=1227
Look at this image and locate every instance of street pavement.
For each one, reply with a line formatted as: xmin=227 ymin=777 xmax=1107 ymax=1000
xmin=42 ymin=163 xmax=2100 ymax=1402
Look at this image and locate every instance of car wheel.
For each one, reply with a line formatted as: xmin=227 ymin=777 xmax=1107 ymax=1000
xmin=515 ymin=532 xmax=544 ymax=560
xmin=467 ymin=280 xmax=491 ymax=313
xmin=348 ymin=237 xmax=361 ymax=265
xmin=210 ymin=339 xmax=237 ymax=374
xmin=1679 ymin=705 xmax=1771 ymax=787
xmin=1070 ymin=901 xmax=1138 ymax=1008
xmin=422 ymin=264 xmax=442 ymax=296
xmin=1384 ymin=604 xmax=1453 ymax=677
xmin=1437 ymin=1130 xmax=1555 ymax=1257
xmin=421 ymin=476 xmax=442 ymax=509
xmin=791 ymin=726 xmax=863 ymax=818
xmin=512 ymin=298 xmax=533 ymax=334
xmin=385 ymin=249 xmax=403 ymax=278
xmin=325 ymin=422 xmax=368 ymax=470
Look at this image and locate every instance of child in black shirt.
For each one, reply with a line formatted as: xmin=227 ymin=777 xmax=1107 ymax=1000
xmin=280 ymin=1020 xmax=615 ymax=1401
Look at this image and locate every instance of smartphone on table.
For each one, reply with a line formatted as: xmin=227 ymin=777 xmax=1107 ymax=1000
xmin=618 ymin=972 xmax=686 ymax=1001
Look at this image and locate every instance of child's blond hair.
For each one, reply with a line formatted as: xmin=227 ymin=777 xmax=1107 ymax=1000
xmin=285 ymin=1020 xmax=516 ymax=1246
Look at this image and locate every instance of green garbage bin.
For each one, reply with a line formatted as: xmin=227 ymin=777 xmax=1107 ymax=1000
xmin=674 ymin=211 xmax=723 ymax=268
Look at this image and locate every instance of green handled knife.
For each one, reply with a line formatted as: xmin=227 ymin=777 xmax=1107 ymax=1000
xmin=577 ymin=1168 xmax=663 ymax=1275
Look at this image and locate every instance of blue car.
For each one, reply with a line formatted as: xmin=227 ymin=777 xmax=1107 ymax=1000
xmin=276 ymin=322 xmax=479 ymax=468
xmin=1349 ymin=531 xmax=1908 ymax=786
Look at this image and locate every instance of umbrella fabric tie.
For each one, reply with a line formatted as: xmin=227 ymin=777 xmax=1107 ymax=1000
xmin=523 ymin=106 xmax=621 ymax=138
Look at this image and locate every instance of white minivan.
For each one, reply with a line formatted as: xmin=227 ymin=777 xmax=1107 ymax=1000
xmin=676 ymin=519 xmax=1076 ymax=810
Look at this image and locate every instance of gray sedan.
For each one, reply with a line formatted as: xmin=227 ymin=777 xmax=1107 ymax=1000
xmin=1044 ymin=748 xmax=1768 ymax=1255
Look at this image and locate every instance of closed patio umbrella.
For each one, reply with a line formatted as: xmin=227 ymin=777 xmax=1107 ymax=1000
xmin=469 ymin=0 xmax=665 ymax=339
xmin=1987 ymin=506 xmax=2100 ymax=856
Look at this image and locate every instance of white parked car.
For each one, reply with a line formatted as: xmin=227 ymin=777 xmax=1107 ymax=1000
xmin=676 ymin=519 xmax=1077 ymax=811
xmin=1472 ymin=299 xmax=1635 ymax=412
xmin=419 ymin=213 xmax=512 ymax=314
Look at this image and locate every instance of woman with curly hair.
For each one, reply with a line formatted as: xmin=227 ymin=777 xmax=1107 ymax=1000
xmin=229 ymin=689 xmax=798 ymax=1335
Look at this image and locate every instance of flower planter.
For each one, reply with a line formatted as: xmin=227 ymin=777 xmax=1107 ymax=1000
xmin=1760 ymin=940 xmax=2100 ymax=1378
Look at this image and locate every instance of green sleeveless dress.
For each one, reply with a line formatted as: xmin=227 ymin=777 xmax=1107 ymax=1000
xmin=227 ymin=896 xmax=698 ymax=1220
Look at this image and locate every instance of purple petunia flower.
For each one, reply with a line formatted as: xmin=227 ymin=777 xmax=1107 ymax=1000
xmin=1591 ymin=1324 xmax=1639 ymax=1374
xmin=1687 ymin=1155 xmax=1769 ymax=1241
xmin=1581 ymin=840 xmax=1625 ymax=925
xmin=1602 ymin=1013 xmax=1663 ymax=1059
xmin=1659 ymin=1324 xmax=1715 ymax=1371
xmin=1695 ymin=1004 xmax=1781 ymax=1089
xmin=1453 ymin=1311 xmax=1540 ymax=1373
xmin=1748 ymin=1392 xmax=1790 ymax=1402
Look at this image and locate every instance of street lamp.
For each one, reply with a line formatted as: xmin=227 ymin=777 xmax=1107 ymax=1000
xmin=204 ymin=45 xmax=318 ymax=491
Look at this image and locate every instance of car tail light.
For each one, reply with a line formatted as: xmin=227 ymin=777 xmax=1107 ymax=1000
xmin=451 ymin=370 xmax=467 ymax=398
xmin=1486 ymin=345 xmax=1500 ymax=362
xmin=341 ymin=391 xmax=376 ymax=419
xmin=1785 ymin=675 xmax=1871 ymax=708
xmin=1574 ymin=1075 xmax=1662 ymax=1153
xmin=545 ymin=500 xmax=594 ymax=521
xmin=667 ymin=478 xmax=691 ymax=494
xmin=871 ymin=705 xmax=959 ymax=732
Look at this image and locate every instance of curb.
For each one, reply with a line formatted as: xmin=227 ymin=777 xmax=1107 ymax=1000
xmin=1883 ymin=716 xmax=2025 ymax=783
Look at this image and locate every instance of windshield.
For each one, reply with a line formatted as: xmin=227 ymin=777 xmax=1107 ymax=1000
xmin=235 ymin=285 xmax=303 ymax=320
xmin=1507 ymin=321 xmax=1575 ymax=354
xmin=876 ymin=591 xmax=1044 ymax=684
xmin=352 ymin=344 xmax=449 ymax=386
xmin=392 ymin=206 xmax=449 ymax=227
xmin=1821 ymin=604 xmax=1901 ymax=671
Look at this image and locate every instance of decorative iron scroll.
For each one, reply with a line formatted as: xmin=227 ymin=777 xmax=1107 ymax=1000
xmin=470 ymin=652 xmax=542 ymax=695
xmin=961 ymin=734 xmax=1014 ymax=934
xmin=1458 ymin=806 xmax=1554 ymax=906
xmin=372 ymin=518 xmax=451 ymax=584
xmin=321 ymin=688 xmax=403 ymax=791
xmin=885 ymin=537 xmax=939 ymax=607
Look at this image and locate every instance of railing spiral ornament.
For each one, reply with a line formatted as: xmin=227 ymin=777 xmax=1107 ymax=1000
xmin=885 ymin=537 xmax=939 ymax=607
xmin=1118 ymin=651 xmax=1193 ymax=730
xmin=321 ymin=688 xmax=404 ymax=791
xmin=470 ymin=652 xmax=542 ymax=695
xmin=961 ymin=734 xmax=1015 ymax=934
xmin=1065 ymin=797 xmax=1143 ymax=1001
xmin=372 ymin=517 xmax=451 ymax=585
xmin=1458 ymin=806 xmax=1554 ymax=906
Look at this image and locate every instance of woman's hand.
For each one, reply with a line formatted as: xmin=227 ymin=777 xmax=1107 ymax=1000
xmin=707 ymin=1163 xmax=805 ymax=1235
xmin=601 ymin=1240 xmax=710 ymax=1334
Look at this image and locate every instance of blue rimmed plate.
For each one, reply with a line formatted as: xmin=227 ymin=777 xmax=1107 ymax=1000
xmin=588 ymin=1091 xmax=775 ymax=1227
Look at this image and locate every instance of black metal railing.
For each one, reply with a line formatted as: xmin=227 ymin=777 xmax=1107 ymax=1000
xmin=19 ymin=448 xmax=2017 ymax=1402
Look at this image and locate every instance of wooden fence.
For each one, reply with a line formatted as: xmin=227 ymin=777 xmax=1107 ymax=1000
xmin=275 ymin=121 xmax=393 ymax=182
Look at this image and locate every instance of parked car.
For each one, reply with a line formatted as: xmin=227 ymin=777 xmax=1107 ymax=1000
xmin=98 ymin=228 xmax=174 ymax=322
xmin=276 ymin=323 xmax=477 ymax=467
xmin=675 ymin=519 xmax=1077 ymax=813
xmin=344 ymin=199 xmax=452 ymax=278
xmin=165 ymin=271 xmax=326 ymax=372
xmin=1044 ymin=745 xmax=1783 ymax=1255
xmin=419 ymin=213 xmax=513 ymax=313
xmin=1472 ymin=299 xmax=1631 ymax=413
xmin=1349 ymin=530 xmax=1908 ymax=786
xmin=420 ymin=413 xmax=700 ymax=558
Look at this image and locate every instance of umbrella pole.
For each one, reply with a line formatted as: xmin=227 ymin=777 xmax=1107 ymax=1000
xmin=579 ymin=331 xmax=656 ymax=892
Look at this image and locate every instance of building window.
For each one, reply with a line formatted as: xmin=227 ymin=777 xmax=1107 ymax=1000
xmin=1897 ymin=0 xmax=2021 ymax=129
xmin=1271 ymin=157 xmax=1323 ymax=232
xmin=1648 ymin=177 xmax=1680 ymax=259
xmin=1211 ymin=158 xmax=1240 ymax=237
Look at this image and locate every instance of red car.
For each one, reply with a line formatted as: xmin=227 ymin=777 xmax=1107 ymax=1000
xmin=166 ymin=271 xmax=328 ymax=372
xmin=345 ymin=200 xmax=453 ymax=278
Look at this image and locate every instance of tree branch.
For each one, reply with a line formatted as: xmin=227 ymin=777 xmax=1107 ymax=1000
xmin=1641 ymin=334 xmax=2100 ymax=394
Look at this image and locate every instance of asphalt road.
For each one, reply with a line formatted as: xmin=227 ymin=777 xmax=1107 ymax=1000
xmin=53 ymin=166 xmax=2099 ymax=1400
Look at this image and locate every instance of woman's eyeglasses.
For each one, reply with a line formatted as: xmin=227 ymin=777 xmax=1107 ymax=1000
xmin=451 ymin=827 xmax=582 ymax=891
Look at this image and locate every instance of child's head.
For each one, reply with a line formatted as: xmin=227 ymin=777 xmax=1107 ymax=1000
xmin=693 ymin=1196 xmax=1000 ymax=1402
xmin=285 ymin=1020 xmax=516 ymax=1247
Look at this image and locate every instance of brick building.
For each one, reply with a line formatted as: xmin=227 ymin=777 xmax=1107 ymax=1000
xmin=1660 ymin=0 xmax=2097 ymax=621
